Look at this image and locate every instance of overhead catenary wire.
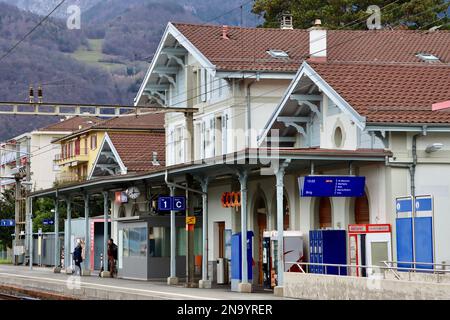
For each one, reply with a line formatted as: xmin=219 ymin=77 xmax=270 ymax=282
xmin=0 ymin=0 xmax=67 ymax=64
xmin=3 ymin=1 xmax=448 ymax=163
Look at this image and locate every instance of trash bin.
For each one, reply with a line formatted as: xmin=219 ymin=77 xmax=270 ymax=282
xmin=217 ymin=258 xmax=229 ymax=284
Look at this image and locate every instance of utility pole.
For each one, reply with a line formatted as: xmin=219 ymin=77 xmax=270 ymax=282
xmin=24 ymin=137 xmax=31 ymax=266
xmin=185 ymin=174 xmax=195 ymax=287
xmin=14 ymin=141 xmax=21 ymax=265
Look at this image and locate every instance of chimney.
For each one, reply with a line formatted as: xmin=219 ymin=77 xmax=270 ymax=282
xmin=308 ymin=19 xmax=327 ymax=62
xmin=222 ymin=25 xmax=230 ymax=40
xmin=280 ymin=12 xmax=293 ymax=30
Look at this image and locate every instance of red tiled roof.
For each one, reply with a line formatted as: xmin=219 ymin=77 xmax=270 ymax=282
xmin=308 ymin=62 xmax=450 ymax=124
xmin=93 ymin=113 xmax=165 ymax=130
xmin=172 ymin=23 xmax=450 ymax=72
xmin=56 ymin=113 xmax=165 ymax=142
xmin=108 ymin=132 xmax=165 ymax=172
xmin=38 ymin=116 xmax=101 ymax=132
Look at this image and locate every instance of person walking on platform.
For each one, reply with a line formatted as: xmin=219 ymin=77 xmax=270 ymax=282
xmin=107 ymin=238 xmax=118 ymax=278
xmin=73 ymin=239 xmax=83 ymax=276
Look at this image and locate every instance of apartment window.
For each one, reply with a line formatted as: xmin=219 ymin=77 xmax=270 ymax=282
xmin=69 ymin=142 xmax=73 ymax=157
xmin=90 ymin=135 xmax=97 ymax=150
xmin=75 ymin=139 xmax=81 ymax=156
xmin=84 ymin=137 xmax=88 ymax=154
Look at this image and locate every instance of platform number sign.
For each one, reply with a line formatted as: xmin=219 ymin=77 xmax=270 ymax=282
xmin=173 ymin=197 xmax=186 ymax=211
xmin=158 ymin=197 xmax=172 ymax=211
xmin=158 ymin=196 xmax=186 ymax=211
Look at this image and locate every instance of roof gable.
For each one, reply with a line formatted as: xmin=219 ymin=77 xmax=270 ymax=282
xmin=135 ymin=22 xmax=216 ymax=106
xmin=258 ymin=61 xmax=366 ymax=145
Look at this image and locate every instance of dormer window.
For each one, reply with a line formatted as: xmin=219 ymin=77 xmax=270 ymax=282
xmin=416 ymin=53 xmax=440 ymax=63
xmin=267 ymin=49 xmax=289 ymax=59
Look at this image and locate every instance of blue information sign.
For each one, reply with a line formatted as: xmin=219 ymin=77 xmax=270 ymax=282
xmin=396 ymin=197 xmax=413 ymax=217
xmin=173 ymin=196 xmax=186 ymax=211
xmin=43 ymin=219 xmax=54 ymax=226
xmin=158 ymin=196 xmax=186 ymax=211
xmin=0 ymin=219 xmax=15 ymax=227
xmin=300 ymin=176 xmax=365 ymax=197
xmin=158 ymin=197 xmax=173 ymax=211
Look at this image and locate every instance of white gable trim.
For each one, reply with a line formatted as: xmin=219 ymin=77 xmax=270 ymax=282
xmin=88 ymin=133 xmax=127 ymax=180
xmin=303 ymin=63 xmax=365 ymax=129
xmin=257 ymin=62 xmax=366 ymax=146
xmin=257 ymin=64 xmax=307 ymax=145
xmin=135 ymin=22 xmax=216 ymax=106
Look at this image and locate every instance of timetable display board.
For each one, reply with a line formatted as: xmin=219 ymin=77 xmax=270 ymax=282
xmin=299 ymin=176 xmax=366 ymax=197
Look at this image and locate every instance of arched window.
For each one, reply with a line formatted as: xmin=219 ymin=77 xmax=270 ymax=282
xmin=355 ymin=193 xmax=370 ymax=224
xmin=319 ymin=197 xmax=332 ymax=229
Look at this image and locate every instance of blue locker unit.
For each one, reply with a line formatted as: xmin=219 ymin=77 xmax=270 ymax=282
xmin=414 ymin=217 xmax=433 ymax=269
xmin=414 ymin=196 xmax=434 ymax=270
xmin=396 ymin=218 xmax=413 ymax=269
xmin=231 ymin=231 xmax=254 ymax=282
xmin=309 ymin=230 xmax=347 ymax=275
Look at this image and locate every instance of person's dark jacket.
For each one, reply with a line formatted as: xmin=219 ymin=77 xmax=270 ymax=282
xmin=108 ymin=243 xmax=118 ymax=260
xmin=74 ymin=245 xmax=83 ymax=264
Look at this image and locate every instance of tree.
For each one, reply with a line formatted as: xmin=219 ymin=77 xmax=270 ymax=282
xmin=0 ymin=189 xmax=15 ymax=249
xmin=252 ymin=0 xmax=450 ymax=30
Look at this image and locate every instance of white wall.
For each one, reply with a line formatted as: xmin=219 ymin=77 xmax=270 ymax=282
xmin=415 ymin=164 xmax=450 ymax=265
xmin=31 ymin=132 xmax=65 ymax=190
xmin=207 ymin=184 xmax=233 ymax=261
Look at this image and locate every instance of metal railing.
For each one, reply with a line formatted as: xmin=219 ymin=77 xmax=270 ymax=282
xmin=54 ymin=172 xmax=87 ymax=186
xmin=285 ymin=261 xmax=450 ymax=282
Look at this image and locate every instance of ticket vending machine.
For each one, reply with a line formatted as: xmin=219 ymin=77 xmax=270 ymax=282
xmin=348 ymin=224 xmax=392 ymax=277
xmin=262 ymin=231 xmax=303 ymax=289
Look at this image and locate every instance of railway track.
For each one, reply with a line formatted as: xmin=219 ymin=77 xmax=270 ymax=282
xmin=0 ymin=293 xmax=21 ymax=300
xmin=0 ymin=293 xmax=38 ymax=300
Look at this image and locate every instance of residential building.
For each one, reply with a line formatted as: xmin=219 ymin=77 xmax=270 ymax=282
xmin=53 ymin=113 xmax=165 ymax=186
xmin=1 ymin=116 xmax=100 ymax=193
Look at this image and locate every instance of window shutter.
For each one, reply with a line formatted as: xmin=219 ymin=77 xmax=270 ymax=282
xmin=222 ymin=114 xmax=228 ymax=154
xmin=201 ymin=121 xmax=205 ymax=159
xmin=169 ymin=129 xmax=175 ymax=165
xmin=180 ymin=127 xmax=185 ymax=163
xmin=200 ymin=68 xmax=207 ymax=102
xmin=211 ymin=118 xmax=216 ymax=156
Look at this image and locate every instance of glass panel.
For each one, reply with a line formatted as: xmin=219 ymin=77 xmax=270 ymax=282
xmin=128 ymin=227 xmax=147 ymax=257
xmin=371 ymin=241 xmax=389 ymax=274
xmin=121 ymin=227 xmax=147 ymax=258
xmin=118 ymin=230 xmax=123 ymax=269
xmin=149 ymin=227 xmax=171 ymax=257
xmin=176 ymin=227 xmax=203 ymax=256
xmin=123 ymin=229 xmax=129 ymax=257
xmin=177 ymin=228 xmax=186 ymax=256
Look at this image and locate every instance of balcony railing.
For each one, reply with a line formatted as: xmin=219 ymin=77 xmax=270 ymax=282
xmin=54 ymin=172 xmax=87 ymax=186
xmin=54 ymin=148 xmax=89 ymax=162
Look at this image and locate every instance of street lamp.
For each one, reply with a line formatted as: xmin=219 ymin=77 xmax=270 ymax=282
xmin=425 ymin=143 xmax=443 ymax=153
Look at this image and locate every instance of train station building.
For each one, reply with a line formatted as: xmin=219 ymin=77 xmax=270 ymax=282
xmin=29 ymin=22 xmax=450 ymax=297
